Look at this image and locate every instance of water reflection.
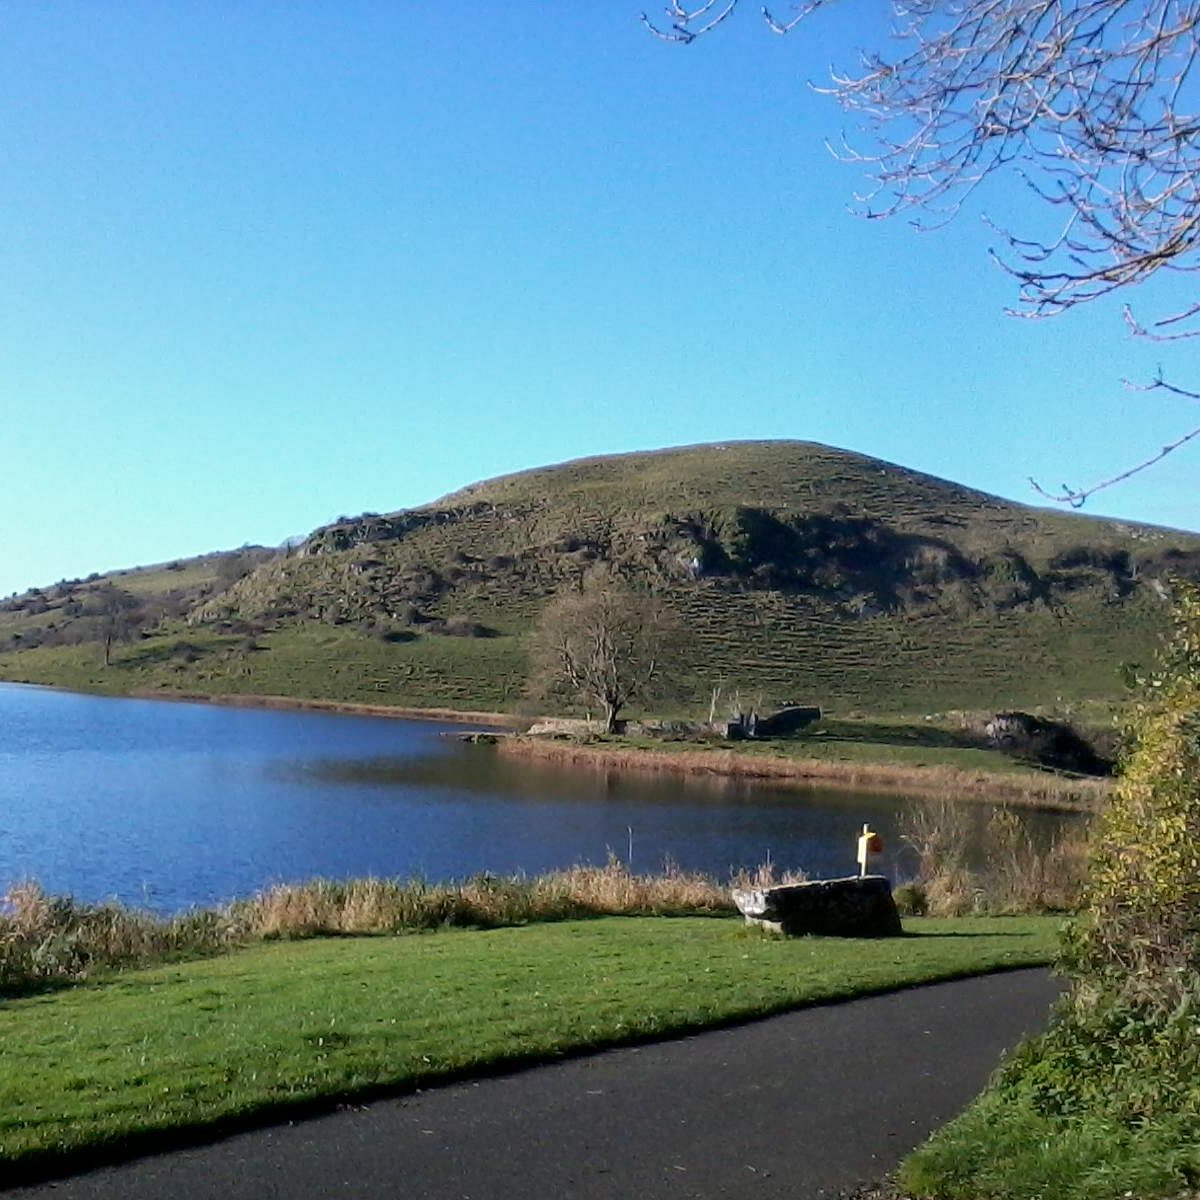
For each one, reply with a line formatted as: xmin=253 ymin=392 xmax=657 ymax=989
xmin=0 ymin=683 xmax=1079 ymax=914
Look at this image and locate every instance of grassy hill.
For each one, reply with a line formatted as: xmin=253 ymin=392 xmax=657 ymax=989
xmin=3 ymin=440 xmax=1198 ymax=718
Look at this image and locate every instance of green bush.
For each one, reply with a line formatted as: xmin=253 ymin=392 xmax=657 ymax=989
xmin=901 ymin=583 xmax=1200 ymax=1199
xmin=1063 ymin=581 xmax=1200 ymax=1012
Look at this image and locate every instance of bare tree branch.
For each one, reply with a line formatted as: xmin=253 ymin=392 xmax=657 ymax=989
xmin=641 ymin=1 xmax=740 ymax=43
xmin=650 ymin=1 xmax=1200 ymax=503
xmin=1031 ymin=372 xmax=1200 ymax=505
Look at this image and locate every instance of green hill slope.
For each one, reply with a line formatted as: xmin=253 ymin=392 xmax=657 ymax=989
xmin=3 ymin=441 xmax=1197 ymax=716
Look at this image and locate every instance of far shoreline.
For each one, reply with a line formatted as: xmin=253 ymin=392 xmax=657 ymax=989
xmin=3 ymin=679 xmax=1108 ymax=809
xmin=496 ymin=735 xmax=1107 ymax=812
xmin=125 ymin=687 xmax=524 ymax=728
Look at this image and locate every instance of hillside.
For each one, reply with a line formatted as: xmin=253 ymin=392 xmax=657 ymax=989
xmin=3 ymin=441 xmax=1198 ymax=717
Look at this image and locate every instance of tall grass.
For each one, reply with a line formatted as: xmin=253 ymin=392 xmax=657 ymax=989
xmin=0 ymin=882 xmax=232 ymax=993
xmin=895 ymin=799 xmax=1090 ymax=917
xmin=0 ymin=862 xmax=736 ymax=996
xmin=228 ymin=860 xmax=734 ymax=939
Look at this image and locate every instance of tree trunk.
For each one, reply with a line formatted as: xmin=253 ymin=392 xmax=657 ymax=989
xmin=603 ymin=702 xmax=620 ymax=734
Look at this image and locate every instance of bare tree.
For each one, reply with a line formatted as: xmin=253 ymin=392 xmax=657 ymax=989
xmin=644 ymin=0 xmax=1200 ymax=504
xmin=83 ymin=583 xmax=145 ymax=666
xmin=527 ymin=573 xmax=681 ymax=733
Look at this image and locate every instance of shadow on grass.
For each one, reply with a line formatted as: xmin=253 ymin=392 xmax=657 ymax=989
xmin=901 ymin=929 xmax=1049 ymax=940
xmin=805 ymin=720 xmax=991 ymax=753
xmin=1 ymin=962 xmax=1060 ymax=1191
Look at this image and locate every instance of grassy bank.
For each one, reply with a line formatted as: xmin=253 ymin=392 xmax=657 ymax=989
xmin=899 ymin=995 xmax=1200 ymax=1200
xmin=0 ymin=914 xmax=1059 ymax=1178
xmin=499 ymin=732 xmax=1110 ymax=810
xmin=127 ymin=688 xmax=521 ymax=727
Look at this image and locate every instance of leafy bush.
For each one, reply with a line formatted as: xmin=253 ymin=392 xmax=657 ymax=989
xmin=1064 ymin=581 xmax=1200 ymax=1012
xmin=902 ymin=584 xmax=1200 ymax=1199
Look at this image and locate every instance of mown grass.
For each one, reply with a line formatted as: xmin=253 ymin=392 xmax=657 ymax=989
xmin=0 ymin=914 xmax=1059 ymax=1176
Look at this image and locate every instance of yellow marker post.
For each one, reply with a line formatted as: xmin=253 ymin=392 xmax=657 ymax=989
xmin=856 ymin=823 xmax=884 ymax=877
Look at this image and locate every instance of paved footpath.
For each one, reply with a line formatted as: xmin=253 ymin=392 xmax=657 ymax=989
xmin=9 ymin=969 xmax=1061 ymax=1200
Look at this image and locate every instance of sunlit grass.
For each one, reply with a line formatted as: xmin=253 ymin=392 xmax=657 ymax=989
xmin=0 ymin=915 xmax=1059 ymax=1175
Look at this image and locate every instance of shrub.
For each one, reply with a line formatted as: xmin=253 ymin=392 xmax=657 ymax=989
xmin=1063 ymin=582 xmax=1200 ymax=1013
xmin=892 ymin=881 xmax=928 ymax=916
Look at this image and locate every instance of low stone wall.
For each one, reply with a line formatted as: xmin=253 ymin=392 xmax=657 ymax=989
xmin=731 ymin=875 xmax=903 ymax=938
xmin=525 ymin=717 xmax=604 ymax=736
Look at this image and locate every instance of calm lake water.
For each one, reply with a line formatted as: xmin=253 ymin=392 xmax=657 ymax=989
xmin=0 ymin=683 xmax=1068 ymax=914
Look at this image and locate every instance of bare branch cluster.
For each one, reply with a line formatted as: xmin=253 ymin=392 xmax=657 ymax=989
xmin=815 ymin=2 xmax=1200 ymax=327
xmin=641 ymin=1 xmax=740 ymax=43
xmin=646 ymin=1 xmax=1200 ymax=506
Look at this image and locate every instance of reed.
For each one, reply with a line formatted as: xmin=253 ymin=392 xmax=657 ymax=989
xmin=0 ymin=881 xmax=231 ymax=992
xmin=0 ymin=862 xmax=740 ymax=995
xmin=498 ymin=736 xmax=1108 ymax=810
xmin=895 ymin=799 xmax=1090 ymax=918
xmin=228 ymin=859 xmax=736 ymax=938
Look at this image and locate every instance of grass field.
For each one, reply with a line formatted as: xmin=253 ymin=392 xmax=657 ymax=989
xmin=0 ymin=915 xmax=1058 ymax=1178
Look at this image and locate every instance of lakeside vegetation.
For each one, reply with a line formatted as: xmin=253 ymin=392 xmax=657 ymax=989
xmin=2 ymin=815 xmax=1082 ymax=997
xmin=0 ymin=914 xmax=1058 ymax=1179
xmin=498 ymin=726 xmax=1110 ymax=809
xmin=893 ymin=585 xmax=1200 ymax=1200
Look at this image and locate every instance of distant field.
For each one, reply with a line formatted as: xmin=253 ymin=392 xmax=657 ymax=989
xmin=0 ymin=596 xmax=1159 ymax=718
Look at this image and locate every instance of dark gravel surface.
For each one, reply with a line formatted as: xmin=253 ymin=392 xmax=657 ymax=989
xmin=7 ymin=968 xmax=1063 ymax=1200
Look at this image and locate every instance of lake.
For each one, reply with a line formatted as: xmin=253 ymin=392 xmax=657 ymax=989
xmin=0 ymin=683 xmax=1066 ymax=914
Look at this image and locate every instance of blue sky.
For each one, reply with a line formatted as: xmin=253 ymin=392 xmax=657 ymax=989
xmin=2 ymin=4 xmax=1196 ymax=597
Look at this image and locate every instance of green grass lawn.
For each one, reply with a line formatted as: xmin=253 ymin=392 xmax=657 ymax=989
xmin=0 ymin=915 xmax=1059 ymax=1176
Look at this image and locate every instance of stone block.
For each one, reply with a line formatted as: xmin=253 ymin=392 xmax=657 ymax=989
xmin=731 ymin=875 xmax=903 ymax=938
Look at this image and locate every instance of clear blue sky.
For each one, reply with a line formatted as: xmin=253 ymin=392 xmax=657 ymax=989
xmin=2 ymin=4 xmax=1196 ymax=598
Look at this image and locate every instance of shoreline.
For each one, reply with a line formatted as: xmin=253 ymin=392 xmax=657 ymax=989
xmin=3 ymin=678 xmax=1106 ymax=809
xmin=496 ymin=736 xmax=1107 ymax=811
xmin=124 ymin=688 xmax=525 ymax=728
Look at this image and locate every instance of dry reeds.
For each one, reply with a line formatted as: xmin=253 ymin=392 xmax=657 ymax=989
xmin=0 ymin=881 xmax=231 ymax=992
xmin=896 ymin=799 xmax=1090 ymax=917
xmin=499 ymin=737 xmax=1108 ymax=810
xmin=228 ymin=859 xmax=734 ymax=939
xmin=0 ymin=862 xmax=738 ymax=996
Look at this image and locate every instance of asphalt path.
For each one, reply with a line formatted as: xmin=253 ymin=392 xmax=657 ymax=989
xmin=8 ymin=969 xmax=1062 ymax=1200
